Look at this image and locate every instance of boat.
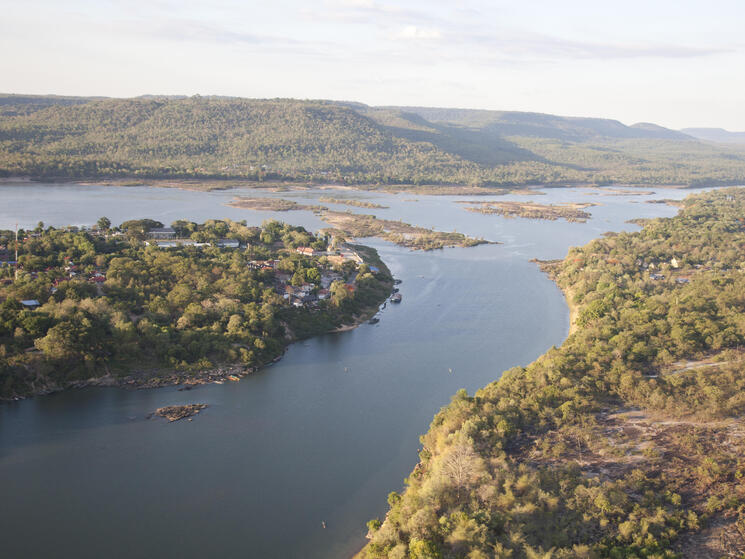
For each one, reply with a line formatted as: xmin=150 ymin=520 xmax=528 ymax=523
xmin=393 ymin=279 xmax=402 ymax=285
xmin=368 ymin=316 xmax=380 ymax=324
xmin=391 ymin=293 xmax=402 ymax=303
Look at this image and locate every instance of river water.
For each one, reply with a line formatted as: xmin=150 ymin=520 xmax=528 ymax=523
xmin=0 ymin=182 xmax=711 ymax=558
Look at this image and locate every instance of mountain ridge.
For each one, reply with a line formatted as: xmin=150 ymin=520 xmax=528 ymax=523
xmin=1 ymin=94 xmax=744 ymax=188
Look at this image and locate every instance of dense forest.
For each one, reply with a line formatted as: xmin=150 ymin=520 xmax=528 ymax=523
xmin=359 ymin=188 xmax=745 ymax=558
xmin=0 ymin=218 xmax=392 ymax=398
xmin=2 ymin=94 xmax=745 ymax=187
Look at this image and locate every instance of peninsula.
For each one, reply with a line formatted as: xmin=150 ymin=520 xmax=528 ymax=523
xmin=0 ymin=218 xmax=393 ymax=399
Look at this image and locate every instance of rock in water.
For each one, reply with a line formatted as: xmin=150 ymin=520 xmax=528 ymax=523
xmin=154 ymin=404 xmax=208 ymax=422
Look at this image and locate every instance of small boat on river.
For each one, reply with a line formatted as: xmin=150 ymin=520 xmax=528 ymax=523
xmin=391 ymin=293 xmax=402 ymax=303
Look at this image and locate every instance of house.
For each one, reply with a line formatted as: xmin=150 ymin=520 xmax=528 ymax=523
xmin=317 ymin=289 xmax=330 ymax=300
xmin=650 ymin=273 xmax=665 ymax=280
xmin=369 ymin=266 xmax=380 ymax=274
xmin=21 ymin=299 xmax=40 ymax=309
xmin=217 ymin=239 xmax=240 ymax=249
xmin=149 ymin=227 xmax=176 ymax=239
xmin=296 ymin=247 xmax=316 ymax=256
xmin=670 ymin=257 xmax=680 ymax=269
xmin=676 ymin=277 xmax=691 ymax=284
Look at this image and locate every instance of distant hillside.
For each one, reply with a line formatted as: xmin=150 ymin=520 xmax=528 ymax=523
xmin=0 ymin=93 xmax=97 ymax=117
xmin=681 ymin=127 xmax=745 ymax=144
xmin=379 ymin=106 xmax=691 ymax=141
xmin=1 ymin=94 xmax=744 ymax=188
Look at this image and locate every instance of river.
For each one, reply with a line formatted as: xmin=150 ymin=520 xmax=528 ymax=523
xmin=0 ymin=182 xmax=711 ymax=558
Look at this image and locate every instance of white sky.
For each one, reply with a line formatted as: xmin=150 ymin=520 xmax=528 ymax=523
xmin=2 ymin=0 xmax=744 ymax=130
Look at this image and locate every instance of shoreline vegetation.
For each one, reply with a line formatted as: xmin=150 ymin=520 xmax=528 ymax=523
xmin=458 ymin=200 xmax=598 ymax=222
xmin=358 ymin=188 xmax=745 ymax=559
xmin=646 ymin=198 xmax=686 ymax=208
xmin=2 ymin=176 xmax=700 ymax=196
xmin=533 ymin=259 xmax=580 ymax=336
xmin=229 ymin=196 xmax=494 ymax=250
xmin=0 ymin=219 xmax=393 ymax=401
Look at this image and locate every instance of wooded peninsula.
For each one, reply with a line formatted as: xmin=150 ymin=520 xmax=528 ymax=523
xmin=359 ymin=188 xmax=745 ymax=559
xmin=0 ymin=218 xmax=392 ymax=399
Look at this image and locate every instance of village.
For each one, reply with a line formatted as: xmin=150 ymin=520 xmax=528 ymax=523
xmin=142 ymin=226 xmax=378 ymax=309
xmin=0 ymin=223 xmax=382 ymax=312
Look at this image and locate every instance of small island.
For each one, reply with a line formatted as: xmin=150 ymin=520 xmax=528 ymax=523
xmin=154 ymin=404 xmax=208 ymax=422
xmin=458 ymin=200 xmax=597 ymax=222
xmin=227 ymin=197 xmax=326 ymax=212
xmin=317 ymin=197 xmax=389 ymax=209
xmin=318 ymin=210 xmax=492 ymax=250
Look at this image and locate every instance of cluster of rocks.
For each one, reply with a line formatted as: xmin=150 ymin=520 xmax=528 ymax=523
xmin=116 ymin=364 xmax=258 ymax=390
xmin=151 ymin=404 xmax=208 ymax=422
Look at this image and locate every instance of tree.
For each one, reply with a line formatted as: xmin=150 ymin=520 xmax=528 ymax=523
xmin=291 ymin=271 xmax=305 ymax=287
xmin=97 ymin=217 xmax=111 ymax=231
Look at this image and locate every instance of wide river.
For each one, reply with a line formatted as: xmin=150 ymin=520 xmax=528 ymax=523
xmin=0 ymin=182 xmax=711 ymax=558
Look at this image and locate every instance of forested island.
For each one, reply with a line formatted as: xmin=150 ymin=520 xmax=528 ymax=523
xmin=2 ymin=94 xmax=745 ymax=188
xmin=359 ymin=188 xmax=745 ymax=558
xmin=458 ymin=201 xmax=597 ymax=222
xmin=318 ymin=197 xmax=389 ymax=209
xmin=0 ymin=218 xmax=392 ymax=399
xmin=227 ymin=196 xmax=326 ymax=212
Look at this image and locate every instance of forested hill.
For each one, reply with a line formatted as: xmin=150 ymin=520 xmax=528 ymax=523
xmin=359 ymin=188 xmax=745 ymax=558
xmin=2 ymin=94 xmax=745 ymax=187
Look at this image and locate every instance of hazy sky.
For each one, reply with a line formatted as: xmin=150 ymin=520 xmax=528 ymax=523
xmin=3 ymin=0 xmax=744 ymax=129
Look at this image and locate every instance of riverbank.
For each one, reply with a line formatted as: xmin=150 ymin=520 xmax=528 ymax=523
xmin=533 ymin=258 xmax=580 ymax=336
xmin=2 ymin=293 xmax=391 ymax=402
xmin=2 ymin=176 xmax=698 ymax=196
xmin=358 ymin=188 xmax=745 ymax=558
